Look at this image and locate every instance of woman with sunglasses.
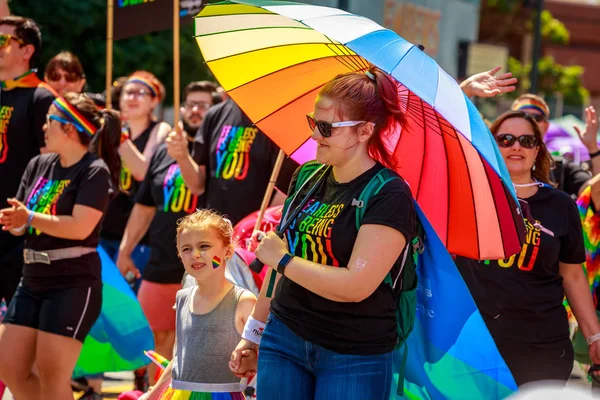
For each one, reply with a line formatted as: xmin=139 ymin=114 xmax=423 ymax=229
xmin=455 ymin=110 xmax=600 ymax=386
xmin=0 ymin=92 xmax=121 ymax=400
xmin=44 ymin=51 xmax=86 ymax=97
xmin=228 ymin=66 xmax=417 ymax=399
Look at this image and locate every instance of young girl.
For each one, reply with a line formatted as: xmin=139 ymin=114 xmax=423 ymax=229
xmin=141 ymin=209 xmax=257 ymax=400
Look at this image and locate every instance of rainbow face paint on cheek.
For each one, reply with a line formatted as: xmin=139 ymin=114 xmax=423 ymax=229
xmin=212 ymin=256 xmax=221 ymax=269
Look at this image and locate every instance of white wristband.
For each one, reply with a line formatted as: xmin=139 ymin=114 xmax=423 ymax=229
xmin=242 ymin=316 xmax=266 ymax=345
xmin=587 ymin=333 xmax=600 ymax=345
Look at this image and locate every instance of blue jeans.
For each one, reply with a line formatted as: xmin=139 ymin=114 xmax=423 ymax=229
xmin=98 ymin=238 xmax=150 ymax=294
xmin=257 ymin=314 xmax=392 ymax=400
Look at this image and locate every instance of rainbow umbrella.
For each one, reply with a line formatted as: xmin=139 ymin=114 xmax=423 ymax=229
xmin=195 ymin=2 xmax=523 ymax=398
xmin=73 ymin=247 xmax=154 ymax=377
xmin=195 ymin=0 xmax=524 ymax=261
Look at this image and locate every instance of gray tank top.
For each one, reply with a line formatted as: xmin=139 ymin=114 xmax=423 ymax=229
xmin=171 ymin=285 xmax=246 ymax=393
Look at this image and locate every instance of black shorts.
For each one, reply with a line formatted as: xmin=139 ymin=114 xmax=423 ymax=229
xmin=3 ymin=281 xmax=102 ymax=342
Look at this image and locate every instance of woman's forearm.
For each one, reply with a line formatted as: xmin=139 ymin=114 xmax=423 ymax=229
xmin=177 ymin=155 xmax=205 ymax=196
xmin=563 ymin=264 xmax=600 ymax=338
xmin=120 ymin=141 xmax=149 ymax=181
xmin=251 ymin=269 xmax=280 ymax=322
xmin=29 ymin=211 xmax=99 ymax=240
xmin=284 ymin=257 xmax=363 ymax=302
xmin=119 ymin=204 xmax=156 ymax=256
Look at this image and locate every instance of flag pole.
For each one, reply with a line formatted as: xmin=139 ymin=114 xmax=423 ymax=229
xmin=105 ymin=0 xmax=114 ymax=110
xmin=253 ymin=149 xmax=286 ymax=233
xmin=173 ymin=0 xmax=181 ymax=131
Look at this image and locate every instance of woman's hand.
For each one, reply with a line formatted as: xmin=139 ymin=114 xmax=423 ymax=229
xmin=460 ymin=66 xmax=517 ymax=98
xmin=574 ymin=106 xmax=599 ymax=154
xmin=254 ymin=232 xmax=288 ymax=269
xmin=0 ymin=198 xmax=30 ymax=230
xmin=230 ymin=339 xmax=259 ymax=377
xmin=116 ymin=252 xmax=141 ymax=280
xmin=166 ymin=122 xmax=190 ymax=162
xmin=590 ymin=341 xmax=600 ymax=373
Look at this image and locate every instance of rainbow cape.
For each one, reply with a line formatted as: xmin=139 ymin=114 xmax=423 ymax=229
xmin=395 ymin=205 xmax=517 ymax=399
xmin=73 ymin=247 xmax=154 ymax=377
xmin=564 ymin=186 xmax=600 ymax=318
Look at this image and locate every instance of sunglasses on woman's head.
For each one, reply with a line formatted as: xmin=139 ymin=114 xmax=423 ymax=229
xmin=306 ymin=113 xmax=368 ymax=138
xmin=47 ymin=71 xmax=82 ymax=83
xmin=526 ymin=113 xmax=546 ymax=123
xmin=496 ymin=134 xmax=539 ymax=149
xmin=0 ymin=34 xmax=23 ymax=49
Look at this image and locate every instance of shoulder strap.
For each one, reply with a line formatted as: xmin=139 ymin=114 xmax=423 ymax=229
xmin=354 ymin=168 xmax=399 ymax=230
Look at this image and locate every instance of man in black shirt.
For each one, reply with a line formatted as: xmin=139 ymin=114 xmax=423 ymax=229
xmin=168 ymin=99 xmax=293 ymax=225
xmin=0 ymin=16 xmax=54 ymax=304
xmin=511 ymin=94 xmax=595 ymax=198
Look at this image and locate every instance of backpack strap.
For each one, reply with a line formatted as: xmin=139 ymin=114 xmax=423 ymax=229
xmin=354 ymin=168 xmax=399 ymax=231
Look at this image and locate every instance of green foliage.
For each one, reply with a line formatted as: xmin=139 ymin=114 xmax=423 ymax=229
xmin=539 ymin=10 xmax=569 ymax=44
xmin=10 ymin=0 xmax=212 ymax=105
xmin=507 ymin=56 xmax=589 ymax=105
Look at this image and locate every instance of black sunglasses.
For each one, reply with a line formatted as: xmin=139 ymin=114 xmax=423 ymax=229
xmin=496 ymin=134 xmax=539 ymax=149
xmin=528 ymin=113 xmax=546 ymax=123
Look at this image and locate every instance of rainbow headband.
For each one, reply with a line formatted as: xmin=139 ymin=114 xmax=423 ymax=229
xmin=126 ymin=75 xmax=160 ymax=99
xmin=52 ymin=97 xmax=97 ymax=137
xmin=513 ymin=99 xmax=549 ymax=118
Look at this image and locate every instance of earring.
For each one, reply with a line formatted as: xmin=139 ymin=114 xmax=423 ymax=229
xmin=532 ymin=164 xmax=536 ymax=171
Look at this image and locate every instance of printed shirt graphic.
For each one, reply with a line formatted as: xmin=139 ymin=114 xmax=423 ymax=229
xmin=135 ymin=143 xmax=203 ymax=284
xmin=285 ymin=199 xmax=345 ymax=267
xmin=0 ymin=85 xmax=54 ymax=212
xmin=0 ymin=105 xmax=14 ymax=162
xmin=101 ymin=122 xmax=153 ymax=240
xmin=15 ymin=152 xmax=112 ymax=288
xmin=215 ymin=125 xmax=257 ymax=181
xmin=194 ymin=99 xmax=294 ymax=225
xmin=455 ymin=186 xmax=585 ymax=343
xmin=25 ymin=176 xmax=71 ymax=235
xmin=271 ymin=163 xmax=417 ymax=355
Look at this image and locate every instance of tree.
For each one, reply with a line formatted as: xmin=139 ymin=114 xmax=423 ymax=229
xmin=11 ymin=0 xmax=212 ymax=105
xmin=482 ymin=0 xmax=588 ymax=106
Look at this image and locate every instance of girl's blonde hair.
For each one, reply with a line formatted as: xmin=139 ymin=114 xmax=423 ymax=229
xmin=176 ymin=209 xmax=234 ymax=250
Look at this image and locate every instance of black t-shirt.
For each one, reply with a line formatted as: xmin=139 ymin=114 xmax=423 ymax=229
xmin=135 ymin=142 xmax=203 ymax=284
xmin=193 ymin=99 xmax=293 ymax=225
xmin=455 ymin=186 xmax=585 ymax=344
xmin=270 ymin=162 xmax=417 ymax=355
xmin=0 ymin=86 xmax=54 ymax=249
xmin=101 ymin=122 xmax=155 ymax=241
xmin=551 ymin=155 xmax=591 ymax=198
xmin=15 ymin=153 xmax=113 ymax=288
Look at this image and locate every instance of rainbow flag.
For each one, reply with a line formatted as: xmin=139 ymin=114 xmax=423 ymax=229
xmin=145 ymin=350 xmax=170 ymax=370
xmin=564 ymin=186 xmax=600 ymax=318
xmin=395 ymin=205 xmax=517 ymax=399
xmin=73 ymin=247 xmax=154 ymax=377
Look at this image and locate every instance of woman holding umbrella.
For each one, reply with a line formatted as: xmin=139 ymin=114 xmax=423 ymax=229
xmin=456 ymin=110 xmax=600 ymax=386
xmin=229 ymin=66 xmax=418 ymax=399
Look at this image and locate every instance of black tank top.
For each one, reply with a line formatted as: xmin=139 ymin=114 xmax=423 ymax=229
xmin=101 ymin=121 xmax=157 ymax=241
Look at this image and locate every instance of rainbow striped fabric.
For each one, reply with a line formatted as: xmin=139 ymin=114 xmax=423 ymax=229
xmin=564 ymin=186 xmax=600 ymax=317
xmin=73 ymin=247 xmax=154 ymax=377
xmin=158 ymin=387 xmax=244 ymax=400
xmin=52 ymin=97 xmax=97 ymax=137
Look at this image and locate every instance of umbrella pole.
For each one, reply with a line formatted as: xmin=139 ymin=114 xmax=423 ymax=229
xmin=173 ymin=0 xmax=181 ymax=131
xmin=253 ymin=149 xmax=286 ymax=233
xmin=105 ymin=0 xmax=114 ymax=110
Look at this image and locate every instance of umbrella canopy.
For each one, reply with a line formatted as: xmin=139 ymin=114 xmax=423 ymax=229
xmin=195 ymin=0 xmax=524 ymax=261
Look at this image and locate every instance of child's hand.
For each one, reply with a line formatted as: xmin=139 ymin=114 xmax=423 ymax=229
xmin=232 ymin=349 xmax=258 ymax=378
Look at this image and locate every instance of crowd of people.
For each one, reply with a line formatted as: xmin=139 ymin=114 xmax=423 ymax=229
xmin=0 ymin=9 xmax=600 ymax=400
